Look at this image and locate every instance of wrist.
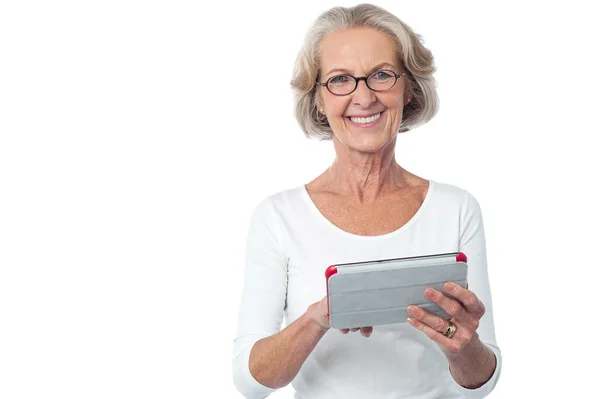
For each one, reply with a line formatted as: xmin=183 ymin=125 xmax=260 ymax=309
xmin=446 ymin=336 xmax=496 ymax=389
xmin=444 ymin=332 xmax=482 ymax=360
xmin=305 ymin=302 xmax=330 ymax=334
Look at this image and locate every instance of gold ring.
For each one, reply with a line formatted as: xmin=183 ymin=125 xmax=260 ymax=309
xmin=443 ymin=321 xmax=457 ymax=338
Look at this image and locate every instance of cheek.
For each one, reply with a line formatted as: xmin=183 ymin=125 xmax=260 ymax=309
xmin=383 ymin=92 xmax=405 ymax=110
xmin=328 ymin=98 xmax=352 ymax=116
xmin=383 ymin=96 xmax=405 ymax=117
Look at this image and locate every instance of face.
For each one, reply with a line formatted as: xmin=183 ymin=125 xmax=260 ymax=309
xmin=318 ymin=27 xmax=410 ymax=153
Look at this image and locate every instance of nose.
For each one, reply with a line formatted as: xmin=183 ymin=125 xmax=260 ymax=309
xmin=352 ymin=79 xmax=377 ymax=108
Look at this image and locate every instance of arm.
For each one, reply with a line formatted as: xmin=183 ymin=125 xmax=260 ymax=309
xmin=232 ymin=198 xmax=330 ymax=398
xmin=406 ymin=191 xmax=502 ymax=398
xmin=446 ymin=334 xmax=497 ymax=389
xmin=450 ymin=191 xmax=502 ymax=396
xmin=249 ymin=301 xmax=328 ymax=389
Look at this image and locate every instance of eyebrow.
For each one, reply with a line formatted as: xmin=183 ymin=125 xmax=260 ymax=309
xmin=324 ymin=62 xmax=398 ymax=78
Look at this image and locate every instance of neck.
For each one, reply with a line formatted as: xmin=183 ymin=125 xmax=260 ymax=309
xmin=326 ymin=136 xmax=408 ymax=203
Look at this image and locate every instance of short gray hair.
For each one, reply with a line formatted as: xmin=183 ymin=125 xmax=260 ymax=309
xmin=291 ymin=3 xmax=439 ymax=140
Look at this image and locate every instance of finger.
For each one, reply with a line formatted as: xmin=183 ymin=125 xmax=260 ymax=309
xmin=407 ymin=317 xmax=460 ymax=353
xmin=339 ymin=328 xmax=350 ymax=334
xmin=360 ymin=326 xmax=373 ymax=337
xmin=407 ymin=305 xmax=450 ymax=334
xmin=424 ymin=288 xmax=468 ymax=320
xmin=350 ymin=328 xmax=359 ymax=332
xmin=444 ymin=282 xmax=485 ymax=318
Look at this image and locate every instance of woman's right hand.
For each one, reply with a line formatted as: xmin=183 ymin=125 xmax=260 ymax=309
xmin=308 ymin=296 xmax=373 ymax=338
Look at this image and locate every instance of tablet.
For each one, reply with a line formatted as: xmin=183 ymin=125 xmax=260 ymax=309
xmin=325 ymin=252 xmax=468 ymax=329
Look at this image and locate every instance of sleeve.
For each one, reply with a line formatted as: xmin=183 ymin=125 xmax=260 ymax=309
xmin=452 ymin=191 xmax=502 ymax=398
xmin=232 ymin=197 xmax=289 ymax=399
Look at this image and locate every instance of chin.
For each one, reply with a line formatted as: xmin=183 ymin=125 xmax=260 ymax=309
xmin=346 ymin=136 xmax=392 ymax=153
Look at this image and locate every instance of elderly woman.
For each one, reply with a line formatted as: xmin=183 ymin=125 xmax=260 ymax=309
xmin=232 ymin=4 xmax=501 ymax=398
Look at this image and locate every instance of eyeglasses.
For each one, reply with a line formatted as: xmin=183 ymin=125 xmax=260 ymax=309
xmin=316 ymin=70 xmax=406 ymax=96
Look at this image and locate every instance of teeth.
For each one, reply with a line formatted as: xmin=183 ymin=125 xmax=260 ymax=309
xmin=350 ymin=112 xmax=381 ymax=124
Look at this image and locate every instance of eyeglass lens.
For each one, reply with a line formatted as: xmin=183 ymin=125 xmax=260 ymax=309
xmin=327 ymin=70 xmax=397 ymax=95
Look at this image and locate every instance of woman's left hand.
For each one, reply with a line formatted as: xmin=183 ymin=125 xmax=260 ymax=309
xmin=406 ymin=282 xmax=486 ymax=354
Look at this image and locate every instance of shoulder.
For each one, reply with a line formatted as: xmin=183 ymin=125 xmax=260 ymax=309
xmin=429 ymin=181 xmax=485 ymax=240
xmin=249 ymin=185 xmax=307 ymax=220
xmin=430 ymin=180 xmax=480 ymax=208
xmin=429 ymin=180 xmax=484 ymax=223
xmin=246 ymin=186 xmax=307 ymax=251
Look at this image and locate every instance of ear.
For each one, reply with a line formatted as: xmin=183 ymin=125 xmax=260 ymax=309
xmin=316 ymin=95 xmax=324 ymax=114
xmin=404 ymin=92 xmax=413 ymax=106
xmin=403 ymin=80 xmax=414 ymax=106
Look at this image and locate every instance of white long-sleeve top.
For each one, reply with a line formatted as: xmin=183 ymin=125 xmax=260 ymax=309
xmin=232 ymin=180 xmax=502 ymax=399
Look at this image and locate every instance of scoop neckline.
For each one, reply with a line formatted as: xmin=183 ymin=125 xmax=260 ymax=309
xmin=299 ymin=179 xmax=435 ymax=241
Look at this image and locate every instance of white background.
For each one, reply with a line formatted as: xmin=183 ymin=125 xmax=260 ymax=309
xmin=1 ymin=0 xmax=599 ymax=398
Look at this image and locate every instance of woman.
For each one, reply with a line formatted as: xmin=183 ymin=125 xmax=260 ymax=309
xmin=233 ymin=4 xmax=501 ymax=398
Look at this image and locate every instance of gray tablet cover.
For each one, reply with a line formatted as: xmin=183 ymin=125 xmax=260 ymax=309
xmin=326 ymin=253 xmax=468 ymax=329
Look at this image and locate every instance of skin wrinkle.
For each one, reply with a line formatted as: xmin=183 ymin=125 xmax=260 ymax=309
xmin=309 ymin=27 xmax=424 ymax=232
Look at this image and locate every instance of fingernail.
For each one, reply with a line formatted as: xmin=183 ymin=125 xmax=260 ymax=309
xmin=445 ymin=282 xmax=456 ymax=291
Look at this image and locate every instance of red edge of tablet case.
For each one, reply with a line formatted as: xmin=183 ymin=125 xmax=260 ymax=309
xmin=325 ymin=266 xmax=338 ymax=318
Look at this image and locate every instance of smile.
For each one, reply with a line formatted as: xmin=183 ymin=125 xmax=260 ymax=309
xmin=349 ymin=112 xmax=381 ymax=124
xmin=345 ymin=110 xmax=386 ymax=128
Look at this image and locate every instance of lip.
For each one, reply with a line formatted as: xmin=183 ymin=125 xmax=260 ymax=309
xmin=346 ymin=110 xmax=385 ymax=128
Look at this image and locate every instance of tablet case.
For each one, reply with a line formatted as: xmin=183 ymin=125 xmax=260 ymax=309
xmin=326 ymin=252 xmax=468 ymax=329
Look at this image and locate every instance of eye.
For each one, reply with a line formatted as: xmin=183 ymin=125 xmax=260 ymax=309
xmin=371 ymin=70 xmax=394 ymax=81
xmin=329 ymin=75 xmax=353 ymax=86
